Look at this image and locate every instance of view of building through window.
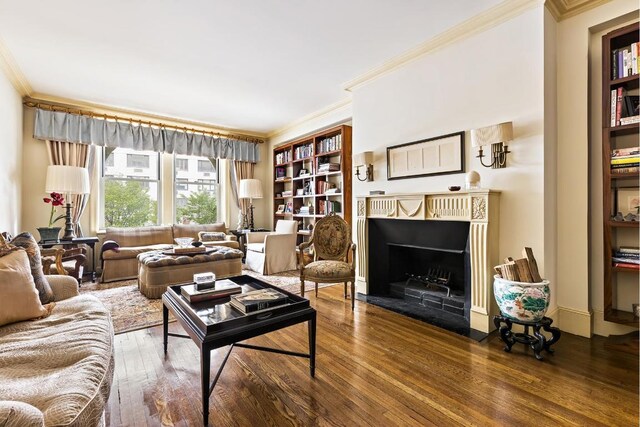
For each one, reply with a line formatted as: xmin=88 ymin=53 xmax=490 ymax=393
xmin=102 ymin=148 xmax=160 ymax=228
xmin=175 ymin=155 xmax=218 ymax=224
xmin=102 ymin=149 xmax=219 ymax=227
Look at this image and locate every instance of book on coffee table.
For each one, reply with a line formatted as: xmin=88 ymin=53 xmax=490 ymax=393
xmin=230 ymin=288 xmax=289 ymax=314
xmin=181 ymin=279 xmax=242 ymax=303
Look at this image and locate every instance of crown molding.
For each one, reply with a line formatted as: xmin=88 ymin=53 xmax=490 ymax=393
xmin=26 ymin=93 xmax=269 ymax=139
xmin=545 ymin=0 xmax=613 ymax=21
xmin=0 ymin=37 xmax=32 ymax=96
xmin=342 ymin=0 xmax=544 ymax=92
xmin=267 ymin=97 xmax=352 ymax=140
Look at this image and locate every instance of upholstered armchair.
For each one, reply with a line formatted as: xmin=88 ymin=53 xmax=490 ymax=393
xmin=42 ymin=247 xmax=87 ymax=283
xmin=298 ymin=213 xmax=356 ymax=310
xmin=245 ymin=220 xmax=298 ymax=275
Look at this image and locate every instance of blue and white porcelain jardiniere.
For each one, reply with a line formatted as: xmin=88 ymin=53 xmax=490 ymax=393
xmin=493 ymin=275 xmax=550 ymax=322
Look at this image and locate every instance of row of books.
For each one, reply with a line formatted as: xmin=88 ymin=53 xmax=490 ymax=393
xmin=612 ymin=42 xmax=639 ymax=80
xmin=609 ymin=87 xmax=639 ymax=127
xmin=294 ymin=144 xmax=313 ymax=160
xmin=318 ymin=200 xmax=341 ymax=215
xmin=275 ymin=150 xmax=291 ymax=165
xmin=181 ymin=281 xmax=289 ymax=314
xmin=610 ymin=146 xmax=639 ymax=174
xmin=317 ymin=162 xmax=340 ymax=173
xmin=316 ymin=134 xmax=342 ymax=154
xmin=299 ymin=205 xmax=314 ymax=215
xmin=612 ymin=246 xmax=640 ymax=270
xmin=316 ymin=180 xmax=336 ymax=195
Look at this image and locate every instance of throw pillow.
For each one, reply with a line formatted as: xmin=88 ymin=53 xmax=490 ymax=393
xmin=198 ymin=231 xmax=226 ymax=242
xmin=9 ymin=232 xmax=55 ymax=304
xmin=0 ymin=250 xmax=54 ymax=327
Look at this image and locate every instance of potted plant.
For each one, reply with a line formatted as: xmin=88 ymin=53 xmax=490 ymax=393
xmin=37 ymin=192 xmax=65 ymax=242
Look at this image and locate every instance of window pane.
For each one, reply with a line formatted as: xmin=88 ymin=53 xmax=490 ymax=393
xmin=175 ymin=183 xmax=217 ymax=224
xmin=105 ymin=148 xmax=159 ymax=180
xmin=176 ymin=158 xmax=188 ymax=171
xmin=103 ymin=179 xmax=158 ymax=227
xmin=198 ymin=159 xmax=215 ymax=173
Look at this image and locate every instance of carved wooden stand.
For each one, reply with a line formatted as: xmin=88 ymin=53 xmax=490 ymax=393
xmin=493 ymin=315 xmax=561 ymax=361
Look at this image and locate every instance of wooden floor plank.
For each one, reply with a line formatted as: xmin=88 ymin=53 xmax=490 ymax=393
xmin=107 ymin=285 xmax=638 ymax=426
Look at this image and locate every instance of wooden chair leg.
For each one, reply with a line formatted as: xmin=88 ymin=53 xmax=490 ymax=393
xmin=300 ymin=278 xmax=305 ymax=297
xmin=315 ymin=282 xmax=318 ymax=297
xmin=351 ymin=281 xmax=355 ymax=311
xmin=343 ymin=282 xmax=347 ymax=299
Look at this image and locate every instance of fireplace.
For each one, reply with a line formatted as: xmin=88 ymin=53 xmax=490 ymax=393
xmin=355 ymin=191 xmax=500 ymax=336
xmin=365 ymin=218 xmax=472 ymax=336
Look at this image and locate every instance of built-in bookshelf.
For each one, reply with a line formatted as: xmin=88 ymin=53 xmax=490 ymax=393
xmin=601 ymin=22 xmax=639 ymax=326
xmin=272 ymin=125 xmax=352 ymax=244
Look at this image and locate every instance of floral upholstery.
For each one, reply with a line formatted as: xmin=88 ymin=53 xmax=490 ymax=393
xmin=303 ymin=260 xmax=352 ymax=279
xmin=298 ymin=213 xmax=356 ymax=310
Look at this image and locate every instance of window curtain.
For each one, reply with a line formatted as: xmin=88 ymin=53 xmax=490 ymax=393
xmin=34 ymin=108 xmax=260 ymax=162
xmin=230 ymin=161 xmax=255 ymax=230
xmin=45 ymin=140 xmax=95 ymax=236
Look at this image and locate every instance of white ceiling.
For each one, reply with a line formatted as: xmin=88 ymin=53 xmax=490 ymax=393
xmin=0 ymin=0 xmax=502 ymax=134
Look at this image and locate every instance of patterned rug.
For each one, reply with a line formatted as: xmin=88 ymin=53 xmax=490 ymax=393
xmin=80 ymin=269 xmax=337 ymax=335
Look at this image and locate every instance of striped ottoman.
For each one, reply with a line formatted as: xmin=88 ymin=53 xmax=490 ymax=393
xmin=137 ymin=247 xmax=243 ymax=299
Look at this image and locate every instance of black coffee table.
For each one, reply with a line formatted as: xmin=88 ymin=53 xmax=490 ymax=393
xmin=162 ymin=275 xmax=316 ymax=426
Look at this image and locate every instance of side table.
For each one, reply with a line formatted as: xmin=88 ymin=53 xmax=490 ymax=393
xmin=40 ymin=237 xmax=99 ymax=282
xmin=493 ymin=315 xmax=561 ymax=361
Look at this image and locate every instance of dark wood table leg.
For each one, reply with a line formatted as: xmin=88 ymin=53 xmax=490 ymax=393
xmin=309 ymin=311 xmax=316 ymax=377
xmin=163 ymin=304 xmax=169 ymax=355
xmin=201 ymin=346 xmax=211 ymax=426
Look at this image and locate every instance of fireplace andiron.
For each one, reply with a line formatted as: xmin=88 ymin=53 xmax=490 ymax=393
xmin=493 ymin=315 xmax=561 ymax=361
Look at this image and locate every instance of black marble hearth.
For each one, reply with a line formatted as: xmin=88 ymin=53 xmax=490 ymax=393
xmin=366 ymin=218 xmax=487 ymax=340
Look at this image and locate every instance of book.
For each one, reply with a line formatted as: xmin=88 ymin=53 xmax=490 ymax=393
xmin=230 ymin=288 xmax=289 ymax=314
xmin=623 ymin=96 xmax=639 ymax=118
xmin=613 ymin=251 xmax=640 ymax=259
xmin=611 ymin=166 xmax=640 ymax=174
xmin=619 ymin=246 xmax=640 ymax=254
xmin=613 ymin=262 xmax=640 ymax=270
xmin=611 ymin=157 xmax=640 ymax=165
xmin=612 ymin=257 xmax=640 ymax=265
xmin=611 ymin=147 xmax=640 ymax=157
xmin=620 ymin=115 xmax=640 ymax=126
xmin=181 ymin=279 xmax=242 ymax=303
xmin=610 ymin=89 xmax=617 ymax=126
xmin=612 ymin=163 xmax=639 ymax=169
xmin=615 ymin=87 xmax=623 ymax=126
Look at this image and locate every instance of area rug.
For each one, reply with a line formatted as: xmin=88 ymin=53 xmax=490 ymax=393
xmin=80 ymin=269 xmax=337 ymax=335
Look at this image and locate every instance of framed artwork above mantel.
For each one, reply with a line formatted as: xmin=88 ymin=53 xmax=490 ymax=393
xmin=386 ymin=131 xmax=464 ymax=180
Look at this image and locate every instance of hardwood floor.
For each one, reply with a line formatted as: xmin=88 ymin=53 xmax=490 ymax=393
xmin=107 ymin=285 xmax=638 ymax=426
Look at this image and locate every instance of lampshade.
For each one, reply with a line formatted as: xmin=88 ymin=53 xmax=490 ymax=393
xmin=239 ymin=179 xmax=263 ymax=199
xmin=353 ymin=151 xmax=374 ymax=166
xmin=45 ymin=165 xmax=90 ymax=194
xmin=471 ymin=122 xmax=513 ymax=148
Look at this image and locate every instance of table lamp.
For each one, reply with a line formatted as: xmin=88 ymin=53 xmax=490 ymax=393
xmin=239 ymin=179 xmax=263 ymax=231
xmin=45 ymin=165 xmax=90 ymax=240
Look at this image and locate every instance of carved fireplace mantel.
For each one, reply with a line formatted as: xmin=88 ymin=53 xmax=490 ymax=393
xmin=356 ymin=190 xmax=500 ymax=333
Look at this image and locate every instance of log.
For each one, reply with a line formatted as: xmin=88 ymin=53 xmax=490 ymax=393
xmin=522 ymin=247 xmax=543 ymax=282
xmin=514 ymin=258 xmax=533 ymax=283
xmin=502 ymin=263 xmax=520 ymax=281
xmin=494 ymin=266 xmax=503 ymax=278
xmin=504 ymin=257 xmax=514 ymax=264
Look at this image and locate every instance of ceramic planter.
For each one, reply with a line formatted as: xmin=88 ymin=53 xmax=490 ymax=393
xmin=493 ymin=275 xmax=550 ymax=322
xmin=36 ymin=227 xmax=61 ymax=243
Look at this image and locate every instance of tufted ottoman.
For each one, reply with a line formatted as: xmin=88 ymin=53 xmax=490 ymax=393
xmin=137 ymin=247 xmax=243 ymax=299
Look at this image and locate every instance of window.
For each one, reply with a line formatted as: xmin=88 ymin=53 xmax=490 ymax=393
xmin=127 ymin=153 xmax=150 ymax=169
xmin=198 ymin=159 xmax=215 ymax=173
xmin=174 ymin=155 xmax=219 ymax=224
xmin=101 ymin=148 xmax=160 ymax=228
xmin=176 ymin=158 xmax=188 ymax=171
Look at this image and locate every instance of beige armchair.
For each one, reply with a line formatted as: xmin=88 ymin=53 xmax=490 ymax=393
xmin=245 ymin=220 xmax=298 ymax=275
xmin=299 ymin=213 xmax=356 ymax=310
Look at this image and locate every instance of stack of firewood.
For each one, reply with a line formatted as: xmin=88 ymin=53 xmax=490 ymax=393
xmin=494 ymin=247 xmax=543 ymax=283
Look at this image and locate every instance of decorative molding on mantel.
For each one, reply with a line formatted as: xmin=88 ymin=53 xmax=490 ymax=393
xmin=342 ymin=0 xmax=543 ymax=92
xmin=0 ymin=37 xmax=32 ymax=96
xmin=545 ymin=0 xmax=613 ymax=21
xmin=356 ymin=190 xmax=501 ymax=333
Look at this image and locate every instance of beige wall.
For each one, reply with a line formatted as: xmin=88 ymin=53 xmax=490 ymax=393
xmin=351 ymin=7 xmax=548 ymax=303
xmin=556 ymin=0 xmax=638 ymax=337
xmin=0 ymin=65 xmax=22 ymax=234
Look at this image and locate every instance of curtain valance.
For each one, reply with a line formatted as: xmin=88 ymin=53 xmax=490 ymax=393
xmin=34 ymin=108 xmax=260 ymax=163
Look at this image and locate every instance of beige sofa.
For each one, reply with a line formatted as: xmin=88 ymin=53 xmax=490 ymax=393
xmin=100 ymin=223 xmax=239 ymax=283
xmin=0 ymin=275 xmax=114 ymax=426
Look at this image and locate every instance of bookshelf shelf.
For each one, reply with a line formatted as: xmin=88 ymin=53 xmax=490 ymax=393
xmin=272 ymin=125 xmax=352 ymax=244
xmin=601 ymin=22 xmax=640 ymax=327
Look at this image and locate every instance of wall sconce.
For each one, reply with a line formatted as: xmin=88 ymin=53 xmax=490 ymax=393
xmin=353 ymin=151 xmax=374 ymax=182
xmin=470 ymin=122 xmax=513 ymax=169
